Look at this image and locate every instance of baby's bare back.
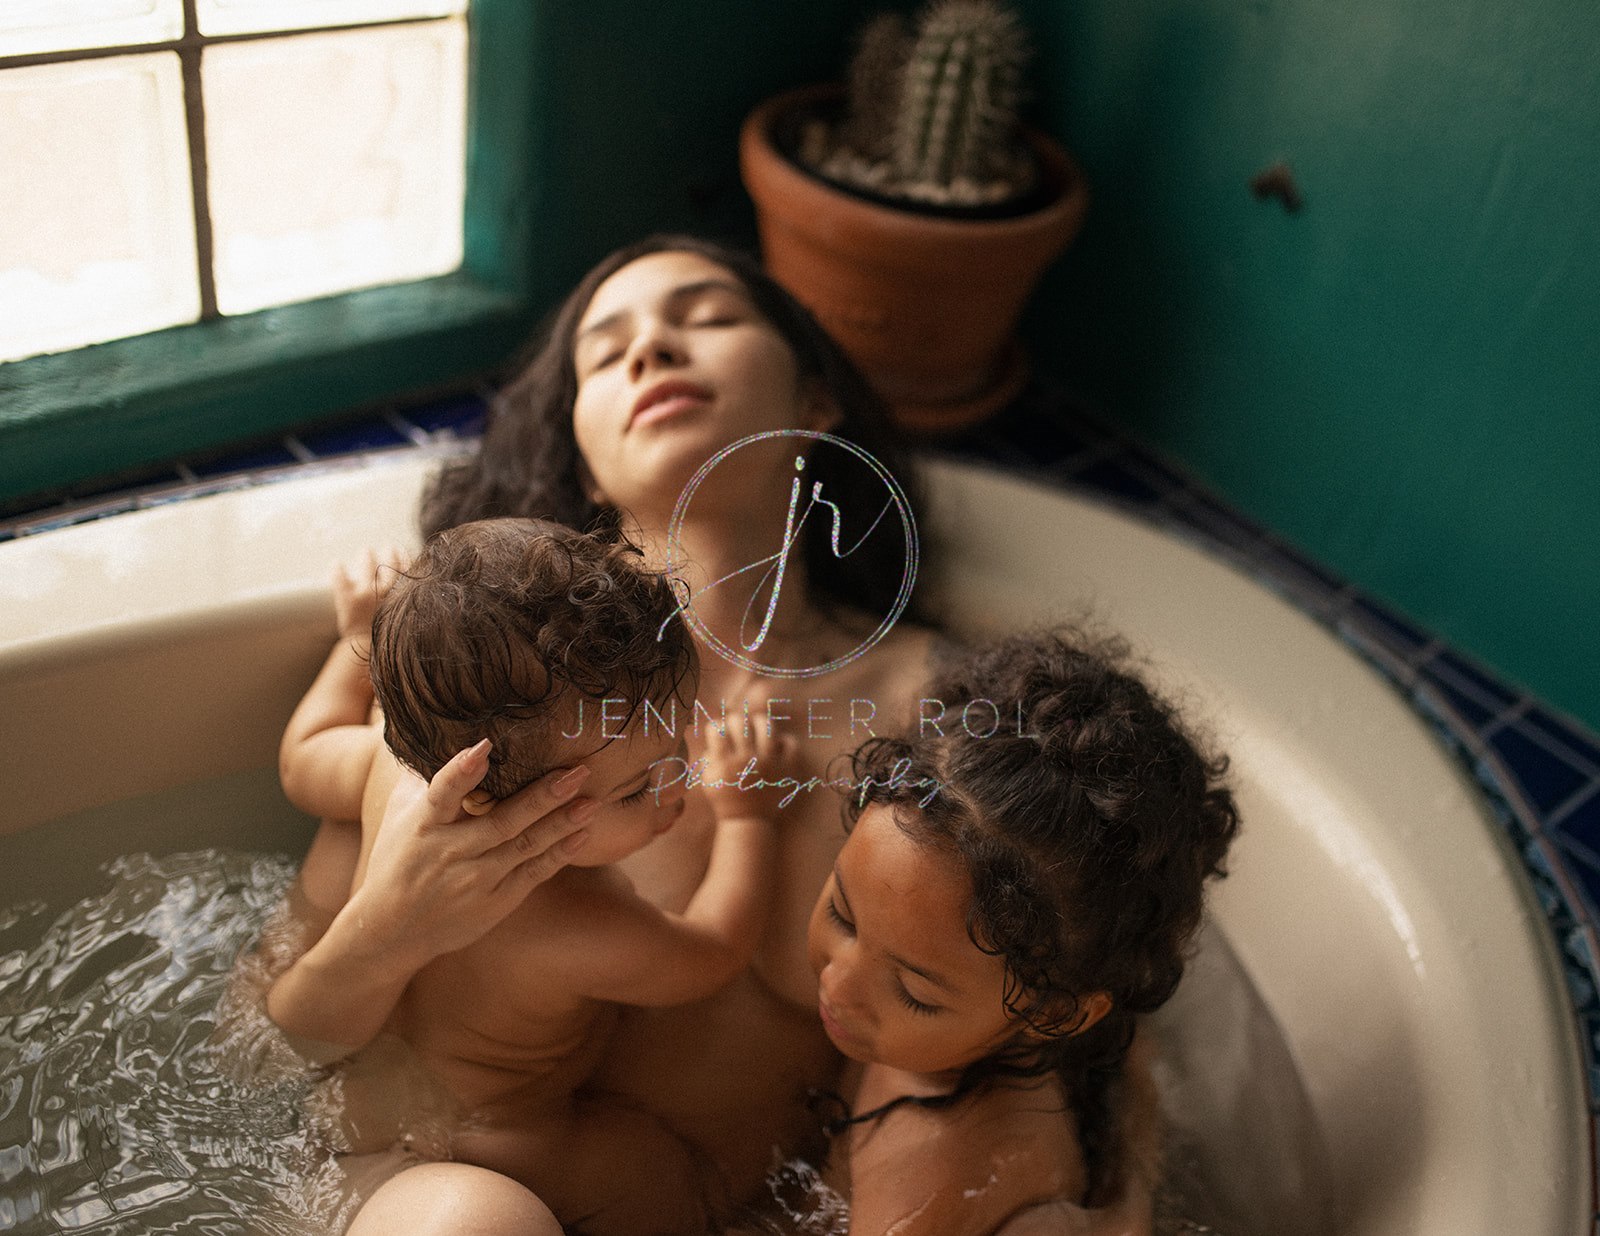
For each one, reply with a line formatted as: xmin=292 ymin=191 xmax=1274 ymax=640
xmin=350 ymin=755 xmax=616 ymax=1112
xmin=390 ymin=894 xmax=618 ymax=1111
xmin=339 ymin=846 xmax=712 ymax=1231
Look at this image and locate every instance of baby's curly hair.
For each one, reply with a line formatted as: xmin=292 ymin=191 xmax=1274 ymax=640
xmin=368 ymin=517 xmax=696 ymax=800
xmin=844 ymin=627 xmax=1240 ymax=1202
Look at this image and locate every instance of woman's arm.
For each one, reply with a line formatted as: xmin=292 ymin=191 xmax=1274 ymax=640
xmin=266 ymin=742 xmax=596 ymax=1060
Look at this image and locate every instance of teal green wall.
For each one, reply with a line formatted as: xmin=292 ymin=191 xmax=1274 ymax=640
xmin=515 ymin=3 xmax=868 ymax=302
xmin=15 ymin=1 xmax=1595 ymax=734
xmin=535 ymin=0 xmax=1600 ymax=735
xmin=1010 ymin=0 xmax=1600 ymax=735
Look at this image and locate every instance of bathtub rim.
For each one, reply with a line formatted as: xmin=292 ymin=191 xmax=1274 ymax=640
xmin=0 ymin=447 xmax=1591 ymax=1235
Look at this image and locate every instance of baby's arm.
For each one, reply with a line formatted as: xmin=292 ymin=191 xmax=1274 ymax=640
xmin=278 ymin=549 xmax=404 ymax=819
xmin=562 ymin=725 xmax=796 ymax=1007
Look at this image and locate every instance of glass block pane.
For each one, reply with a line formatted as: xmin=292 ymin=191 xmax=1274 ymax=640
xmin=0 ymin=0 xmax=183 ymax=57
xmin=204 ymin=20 xmax=466 ymax=317
xmin=0 ymin=55 xmax=198 ymax=365
xmin=195 ymin=0 xmax=466 ymax=38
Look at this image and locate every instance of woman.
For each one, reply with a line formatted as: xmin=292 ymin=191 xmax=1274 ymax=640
xmin=282 ymin=236 xmax=1152 ymax=1233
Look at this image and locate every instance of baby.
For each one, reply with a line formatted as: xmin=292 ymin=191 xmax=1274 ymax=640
xmin=269 ymin=516 xmax=793 ymax=1236
xmin=806 ymin=629 xmax=1240 ymax=1235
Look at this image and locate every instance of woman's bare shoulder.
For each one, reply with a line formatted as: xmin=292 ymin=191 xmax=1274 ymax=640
xmin=848 ymin=620 xmax=938 ymax=709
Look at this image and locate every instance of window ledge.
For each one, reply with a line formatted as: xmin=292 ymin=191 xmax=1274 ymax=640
xmin=0 ymin=270 xmax=526 ymax=504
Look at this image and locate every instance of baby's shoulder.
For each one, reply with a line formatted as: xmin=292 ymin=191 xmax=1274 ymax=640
xmin=455 ymin=867 xmax=653 ymax=994
xmin=506 ymin=864 xmax=643 ymax=932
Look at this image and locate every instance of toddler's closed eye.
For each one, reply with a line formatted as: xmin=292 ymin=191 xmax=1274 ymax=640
xmin=825 ymin=899 xmax=854 ymax=934
xmin=895 ymin=986 xmax=941 ymax=1016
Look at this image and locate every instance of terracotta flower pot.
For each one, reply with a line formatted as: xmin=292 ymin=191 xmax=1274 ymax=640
xmin=739 ymin=84 xmax=1089 ymax=436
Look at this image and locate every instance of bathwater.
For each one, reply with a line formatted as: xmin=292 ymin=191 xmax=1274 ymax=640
xmin=0 ymin=770 xmax=1312 ymax=1236
xmin=0 ymin=848 xmax=349 ymax=1235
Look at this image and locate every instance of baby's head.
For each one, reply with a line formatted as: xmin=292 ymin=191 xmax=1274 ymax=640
xmin=809 ymin=628 xmax=1239 ymax=1079
xmin=369 ymin=517 xmax=696 ymax=857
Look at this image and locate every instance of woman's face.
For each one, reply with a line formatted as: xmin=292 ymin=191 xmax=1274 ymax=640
xmin=806 ymin=804 xmax=1022 ymax=1078
xmin=571 ymin=251 xmax=828 ymax=515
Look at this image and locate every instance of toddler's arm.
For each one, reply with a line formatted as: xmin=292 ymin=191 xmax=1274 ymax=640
xmin=562 ymin=724 xmax=795 ymax=1007
xmin=278 ymin=549 xmax=404 ymax=819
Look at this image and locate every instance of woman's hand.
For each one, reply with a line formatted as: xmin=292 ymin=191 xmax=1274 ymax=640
xmin=995 ymin=1200 xmax=1148 ymax=1236
xmin=984 ymin=1028 xmax=1164 ymax=1236
xmin=266 ymin=742 xmax=595 ymax=1057
xmin=999 ymin=1029 xmax=1160 ymax=1236
xmin=355 ymin=740 xmax=597 ymax=966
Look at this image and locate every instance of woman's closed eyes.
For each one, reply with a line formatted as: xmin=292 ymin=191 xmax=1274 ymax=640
xmin=575 ymin=286 xmax=753 ymax=377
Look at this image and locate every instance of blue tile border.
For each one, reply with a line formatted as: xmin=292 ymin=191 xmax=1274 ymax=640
xmin=397 ymin=395 xmax=488 ymax=438
xmin=5 ymin=384 xmax=1600 ymax=1219
xmin=294 ymin=419 xmax=413 ymax=458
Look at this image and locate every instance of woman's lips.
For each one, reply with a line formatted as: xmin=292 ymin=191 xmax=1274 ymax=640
xmin=630 ymin=380 xmax=712 ymax=429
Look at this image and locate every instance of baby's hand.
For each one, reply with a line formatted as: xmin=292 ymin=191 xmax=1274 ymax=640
xmin=699 ymin=722 xmax=803 ymax=820
xmin=332 ymin=547 xmax=408 ymax=641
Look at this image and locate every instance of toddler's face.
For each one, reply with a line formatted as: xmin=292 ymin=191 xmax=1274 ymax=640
xmin=547 ymin=706 xmax=690 ymax=868
xmin=806 ymin=804 xmax=1020 ymax=1077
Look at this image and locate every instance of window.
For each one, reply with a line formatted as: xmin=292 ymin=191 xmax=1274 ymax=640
xmin=0 ymin=0 xmax=536 ymax=506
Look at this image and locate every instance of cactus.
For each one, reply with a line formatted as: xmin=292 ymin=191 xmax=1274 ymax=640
xmin=804 ymin=0 xmax=1037 ymax=209
xmin=840 ymin=12 xmax=910 ymax=166
xmin=892 ymin=0 xmax=1030 ymax=194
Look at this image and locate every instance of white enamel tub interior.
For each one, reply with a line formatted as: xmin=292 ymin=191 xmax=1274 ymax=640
xmin=0 ymin=452 xmax=1586 ymax=1235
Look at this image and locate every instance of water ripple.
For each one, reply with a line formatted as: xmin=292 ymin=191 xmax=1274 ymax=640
xmin=0 ymin=850 xmax=349 ymax=1235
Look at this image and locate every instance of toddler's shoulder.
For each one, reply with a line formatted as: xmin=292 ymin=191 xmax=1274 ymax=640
xmin=846 ymin=1075 xmax=1086 ymax=1236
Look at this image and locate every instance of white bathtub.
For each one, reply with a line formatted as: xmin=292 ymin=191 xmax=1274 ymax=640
xmin=0 ymin=451 xmax=1586 ymax=1235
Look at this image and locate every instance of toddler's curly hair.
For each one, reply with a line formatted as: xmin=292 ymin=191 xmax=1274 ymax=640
xmin=845 ymin=627 xmax=1240 ymax=1202
xmin=368 ymin=517 xmax=695 ymax=800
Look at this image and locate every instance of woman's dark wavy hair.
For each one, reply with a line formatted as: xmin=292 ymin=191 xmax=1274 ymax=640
xmin=421 ymin=234 xmax=921 ymax=621
xmin=835 ymin=628 xmax=1240 ymax=1205
xmin=369 ymin=517 xmax=696 ymax=800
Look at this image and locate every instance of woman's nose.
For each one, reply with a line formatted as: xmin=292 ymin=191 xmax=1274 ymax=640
xmin=626 ymin=322 xmax=686 ymax=380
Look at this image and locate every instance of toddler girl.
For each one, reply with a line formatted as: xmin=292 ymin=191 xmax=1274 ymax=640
xmin=806 ymin=629 xmax=1240 ymax=1235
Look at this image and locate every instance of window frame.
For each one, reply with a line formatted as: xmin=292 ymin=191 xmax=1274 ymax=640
xmin=0 ymin=0 xmax=537 ymax=505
